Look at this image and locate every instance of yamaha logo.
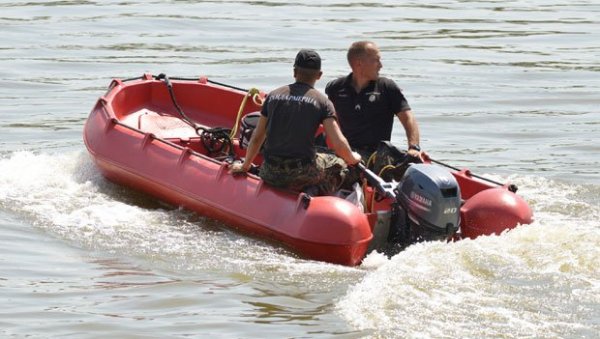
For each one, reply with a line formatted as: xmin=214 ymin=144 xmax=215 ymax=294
xmin=369 ymin=94 xmax=376 ymax=102
xmin=410 ymin=191 xmax=432 ymax=206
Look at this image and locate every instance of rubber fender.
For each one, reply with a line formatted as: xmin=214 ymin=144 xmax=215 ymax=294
xmin=460 ymin=187 xmax=533 ymax=239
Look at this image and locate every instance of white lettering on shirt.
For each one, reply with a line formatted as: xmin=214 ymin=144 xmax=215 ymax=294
xmin=269 ymin=94 xmax=318 ymax=107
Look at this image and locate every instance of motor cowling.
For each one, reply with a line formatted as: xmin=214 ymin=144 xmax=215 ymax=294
xmin=391 ymin=164 xmax=461 ymax=245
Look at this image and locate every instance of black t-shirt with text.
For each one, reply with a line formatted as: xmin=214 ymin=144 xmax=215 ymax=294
xmin=325 ymin=74 xmax=410 ymax=149
xmin=261 ymin=82 xmax=336 ymax=160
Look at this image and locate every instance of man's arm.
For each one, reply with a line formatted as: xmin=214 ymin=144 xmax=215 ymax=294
xmin=396 ymin=109 xmax=420 ymax=155
xmin=322 ymin=118 xmax=361 ymax=165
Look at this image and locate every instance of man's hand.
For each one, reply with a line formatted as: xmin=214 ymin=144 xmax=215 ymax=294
xmin=230 ymin=161 xmax=248 ymax=175
xmin=407 ymin=149 xmax=420 ymax=157
xmin=406 ymin=149 xmax=422 ymax=163
xmin=347 ymin=151 xmax=362 ymax=166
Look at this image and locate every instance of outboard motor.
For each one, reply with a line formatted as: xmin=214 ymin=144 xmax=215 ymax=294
xmin=389 ymin=164 xmax=461 ymax=247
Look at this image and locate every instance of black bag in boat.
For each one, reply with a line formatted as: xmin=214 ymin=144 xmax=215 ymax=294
xmin=240 ymin=111 xmax=261 ymax=149
xmin=371 ymin=141 xmax=421 ymax=182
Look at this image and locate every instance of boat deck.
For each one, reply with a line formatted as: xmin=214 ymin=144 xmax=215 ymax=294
xmin=121 ymin=109 xmax=198 ymax=139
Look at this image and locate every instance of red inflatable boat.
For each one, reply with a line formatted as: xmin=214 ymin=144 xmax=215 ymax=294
xmin=83 ymin=74 xmax=533 ymax=266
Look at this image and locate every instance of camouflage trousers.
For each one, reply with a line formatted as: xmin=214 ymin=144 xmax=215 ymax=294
xmin=260 ymin=153 xmax=347 ymax=195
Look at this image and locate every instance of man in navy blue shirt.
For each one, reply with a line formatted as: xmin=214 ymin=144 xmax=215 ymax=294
xmin=326 ymin=41 xmax=421 ymax=162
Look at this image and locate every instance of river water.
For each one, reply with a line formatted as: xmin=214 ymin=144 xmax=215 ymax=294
xmin=0 ymin=1 xmax=598 ymax=338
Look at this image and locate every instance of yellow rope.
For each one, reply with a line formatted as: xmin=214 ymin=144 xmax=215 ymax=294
xmin=252 ymin=92 xmax=264 ymax=106
xmin=378 ymin=164 xmax=396 ymax=178
xmin=230 ymin=87 xmax=261 ymax=139
xmin=366 ymin=165 xmax=395 ymax=213
xmin=366 ymin=151 xmax=377 ymax=169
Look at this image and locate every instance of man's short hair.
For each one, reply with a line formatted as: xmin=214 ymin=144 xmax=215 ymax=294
xmin=347 ymin=41 xmax=375 ymax=64
xmin=295 ymin=67 xmax=321 ymax=81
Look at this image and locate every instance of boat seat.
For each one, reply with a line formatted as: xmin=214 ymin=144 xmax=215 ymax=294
xmin=122 ymin=109 xmax=198 ymax=139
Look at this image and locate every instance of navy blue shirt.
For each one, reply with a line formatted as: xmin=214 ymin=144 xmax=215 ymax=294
xmin=261 ymin=82 xmax=335 ymax=160
xmin=325 ymin=73 xmax=410 ymax=150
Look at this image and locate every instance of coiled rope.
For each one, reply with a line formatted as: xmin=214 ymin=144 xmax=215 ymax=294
xmin=157 ymin=73 xmax=233 ymax=156
xmin=156 ymin=74 xmax=264 ymax=158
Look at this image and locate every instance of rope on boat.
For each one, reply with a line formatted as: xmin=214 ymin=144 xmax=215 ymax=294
xmin=156 ymin=73 xmax=203 ymax=132
xmin=200 ymin=127 xmax=234 ymax=157
xmin=378 ymin=164 xmax=397 ymax=178
xmin=366 ymin=151 xmax=377 ymax=169
xmin=229 ymin=87 xmax=262 ymax=139
xmin=156 ymin=73 xmax=235 ymax=157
